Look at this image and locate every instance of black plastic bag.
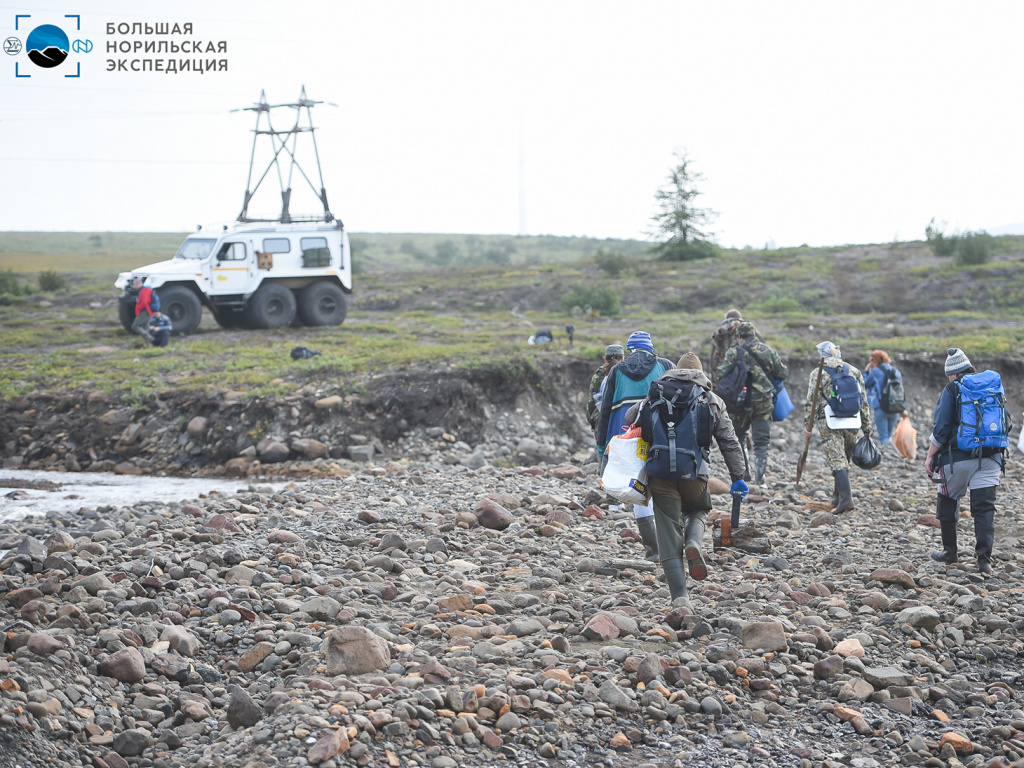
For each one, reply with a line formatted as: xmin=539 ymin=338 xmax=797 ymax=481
xmin=852 ymin=434 xmax=881 ymax=469
xmin=290 ymin=346 xmax=322 ymax=360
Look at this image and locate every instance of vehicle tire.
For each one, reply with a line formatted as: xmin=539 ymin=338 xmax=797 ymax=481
xmin=117 ymin=297 xmax=135 ymax=332
xmin=159 ymin=286 xmax=203 ymax=335
xmin=297 ymin=281 xmax=347 ymax=326
xmin=212 ymin=306 xmax=248 ymax=329
xmin=246 ymin=282 xmax=296 ymax=329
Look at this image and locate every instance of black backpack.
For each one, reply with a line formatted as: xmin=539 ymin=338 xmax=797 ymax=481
xmin=714 ymin=346 xmax=751 ymax=415
xmin=824 ymin=363 xmax=862 ymax=418
xmin=640 ymin=379 xmax=713 ymax=481
xmin=879 ymin=366 xmax=905 ymax=414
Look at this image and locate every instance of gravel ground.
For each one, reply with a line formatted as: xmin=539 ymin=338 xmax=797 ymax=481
xmin=2 ymin=410 xmax=1024 ymax=768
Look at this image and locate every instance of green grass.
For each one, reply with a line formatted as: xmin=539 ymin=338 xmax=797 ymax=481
xmin=2 ymin=232 xmax=1024 ymax=401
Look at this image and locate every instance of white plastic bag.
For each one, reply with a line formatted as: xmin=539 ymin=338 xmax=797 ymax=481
xmin=600 ymin=429 xmax=649 ymax=505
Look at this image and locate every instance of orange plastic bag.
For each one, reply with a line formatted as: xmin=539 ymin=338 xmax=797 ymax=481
xmin=894 ymin=415 xmax=917 ymax=460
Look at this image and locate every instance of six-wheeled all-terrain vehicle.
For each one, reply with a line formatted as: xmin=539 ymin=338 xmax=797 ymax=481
xmin=115 ymin=87 xmax=351 ymax=335
xmin=115 ymin=221 xmax=351 ymax=334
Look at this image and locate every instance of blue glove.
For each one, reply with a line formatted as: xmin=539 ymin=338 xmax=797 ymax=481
xmin=731 ymin=479 xmax=749 ymax=499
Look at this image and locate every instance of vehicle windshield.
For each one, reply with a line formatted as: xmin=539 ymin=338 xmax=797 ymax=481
xmin=174 ymin=238 xmax=217 ymax=260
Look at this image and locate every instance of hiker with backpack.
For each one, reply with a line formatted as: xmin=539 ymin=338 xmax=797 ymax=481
xmin=715 ymin=321 xmax=788 ymax=488
xmin=624 ymin=352 xmax=747 ymax=609
xmin=131 ymin=277 xmax=160 ymax=345
xmin=709 ymin=309 xmax=744 ymax=387
xmin=803 ymin=341 xmax=875 ymax=513
xmin=597 ymin=331 xmax=676 ymax=562
xmin=587 ymin=344 xmax=624 ymax=437
xmin=924 ymin=348 xmax=1010 ymax=574
xmin=864 ymin=349 xmax=907 ymax=453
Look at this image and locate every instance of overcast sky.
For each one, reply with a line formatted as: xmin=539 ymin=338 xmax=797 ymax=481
xmin=2 ymin=1 xmax=1022 ymax=248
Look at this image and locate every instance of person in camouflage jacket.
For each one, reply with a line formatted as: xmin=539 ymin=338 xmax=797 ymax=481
xmin=716 ymin=321 xmax=788 ymax=487
xmin=709 ymin=309 xmax=743 ymax=387
xmin=804 ymin=341 xmax=875 ymax=514
xmin=586 ymin=344 xmax=624 ymax=435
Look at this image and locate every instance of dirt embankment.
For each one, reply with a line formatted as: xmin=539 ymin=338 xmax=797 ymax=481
xmin=2 ymin=352 xmax=1021 ymax=478
xmin=0 ymin=357 xmax=596 ymax=476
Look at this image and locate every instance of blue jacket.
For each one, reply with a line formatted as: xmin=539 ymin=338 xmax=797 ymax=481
xmin=596 ymin=351 xmax=674 ymax=449
xmin=865 ymin=363 xmax=901 ymax=411
xmin=930 ymin=373 xmax=1004 ymax=468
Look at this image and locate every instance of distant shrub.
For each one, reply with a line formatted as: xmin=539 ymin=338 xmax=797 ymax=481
xmin=0 ymin=270 xmax=28 ymax=296
xmin=593 ymin=248 xmax=628 ymax=277
xmin=657 ymin=239 xmax=718 ymax=262
xmin=925 ymin=218 xmax=958 ymax=257
xmin=560 ymin=284 xmax=620 ymax=316
xmin=954 ymin=232 xmax=992 ymax=266
xmin=756 ymin=295 xmax=803 ymax=313
xmin=38 ymin=270 xmax=68 ymax=292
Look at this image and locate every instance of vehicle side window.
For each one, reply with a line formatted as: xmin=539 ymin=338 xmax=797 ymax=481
xmin=262 ymin=238 xmax=291 ymax=254
xmin=217 ymin=242 xmax=247 ymax=261
xmin=300 ymin=237 xmax=331 ymax=267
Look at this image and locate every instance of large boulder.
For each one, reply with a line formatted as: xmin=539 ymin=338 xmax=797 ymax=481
xmin=324 ymin=626 xmax=390 ymax=676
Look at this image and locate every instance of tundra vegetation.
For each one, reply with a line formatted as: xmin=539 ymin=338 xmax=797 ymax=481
xmin=1 ymin=231 xmax=1023 ymax=403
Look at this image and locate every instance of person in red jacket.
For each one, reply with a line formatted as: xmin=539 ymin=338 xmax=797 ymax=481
xmin=131 ymin=277 xmax=156 ymax=344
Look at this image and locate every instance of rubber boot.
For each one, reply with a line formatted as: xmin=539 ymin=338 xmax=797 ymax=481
xmin=930 ymin=495 xmax=959 ymax=564
xmin=636 ymin=515 xmax=660 ymax=563
xmin=831 ymin=477 xmax=839 ymax=509
xmin=754 ymin=456 xmax=767 ymax=488
xmin=833 ymin=469 xmax=854 ymax=514
xmin=662 ymin=558 xmax=690 ymax=609
xmin=683 ymin=513 xmax=708 ymax=581
xmin=971 ymin=486 xmax=997 ymax=574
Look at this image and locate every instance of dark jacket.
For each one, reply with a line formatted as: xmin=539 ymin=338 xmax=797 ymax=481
xmin=596 ymin=350 xmax=674 ymax=449
xmin=930 ymin=373 xmax=1005 ymax=468
xmin=625 ymin=367 xmax=746 ymax=481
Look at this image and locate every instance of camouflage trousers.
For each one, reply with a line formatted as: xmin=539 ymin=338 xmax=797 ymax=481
xmin=819 ymin=422 xmax=858 ymax=472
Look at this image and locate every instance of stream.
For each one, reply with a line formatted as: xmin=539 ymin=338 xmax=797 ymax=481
xmin=0 ymin=469 xmax=291 ymax=525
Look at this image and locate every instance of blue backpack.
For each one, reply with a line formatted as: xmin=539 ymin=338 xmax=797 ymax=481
xmin=149 ymin=288 xmax=161 ymax=313
xmin=823 ymin=363 xmax=862 ymax=418
xmin=955 ymin=371 xmax=1011 ymax=454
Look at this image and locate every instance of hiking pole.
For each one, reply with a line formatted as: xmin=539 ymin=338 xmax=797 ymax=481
xmin=730 ymin=491 xmax=742 ymax=528
xmin=795 ymin=357 xmax=826 ymax=486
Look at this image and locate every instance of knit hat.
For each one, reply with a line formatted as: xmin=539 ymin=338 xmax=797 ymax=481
xmin=816 ymin=341 xmax=840 ymax=359
xmin=677 ymin=352 xmax=703 ymax=371
xmin=725 ymin=309 xmax=742 ymax=320
xmin=945 ymin=347 xmax=973 ymax=376
xmin=626 ymin=331 xmax=654 ymax=353
xmin=604 ymin=344 xmax=624 ymax=358
xmin=737 ymin=321 xmax=757 ymax=338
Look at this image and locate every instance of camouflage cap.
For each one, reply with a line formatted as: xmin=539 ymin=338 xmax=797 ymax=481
xmin=737 ymin=321 xmax=757 ymax=338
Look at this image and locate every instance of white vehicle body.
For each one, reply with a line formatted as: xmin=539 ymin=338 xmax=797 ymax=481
xmin=115 ymin=220 xmax=351 ymax=334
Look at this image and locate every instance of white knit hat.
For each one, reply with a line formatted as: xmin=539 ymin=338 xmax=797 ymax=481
xmin=945 ymin=347 xmax=972 ymax=376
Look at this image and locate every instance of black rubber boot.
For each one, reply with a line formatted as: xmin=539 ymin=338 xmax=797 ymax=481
xmin=971 ymin=486 xmax=997 ymax=574
xmin=662 ymin=558 xmax=690 ymax=608
xmin=831 ymin=477 xmax=839 ymax=509
xmin=930 ymin=494 xmax=959 ymax=564
xmin=636 ymin=515 xmax=660 ymax=563
xmin=833 ymin=469 xmax=854 ymax=514
xmin=683 ymin=513 xmax=708 ymax=581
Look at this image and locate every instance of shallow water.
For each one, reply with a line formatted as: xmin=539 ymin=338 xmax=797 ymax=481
xmin=0 ymin=469 xmax=289 ymax=525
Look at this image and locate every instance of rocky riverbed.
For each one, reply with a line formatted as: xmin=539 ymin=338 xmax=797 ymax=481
xmin=3 ymin=397 xmax=1024 ymax=768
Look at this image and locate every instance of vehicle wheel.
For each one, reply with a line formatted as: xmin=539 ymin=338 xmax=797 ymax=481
xmin=298 ymin=281 xmax=347 ymax=326
xmin=117 ymin=297 xmax=135 ymax=332
xmin=212 ymin=306 xmax=248 ymax=329
xmin=246 ymin=283 xmax=296 ymax=329
xmin=159 ymin=286 xmax=203 ymax=335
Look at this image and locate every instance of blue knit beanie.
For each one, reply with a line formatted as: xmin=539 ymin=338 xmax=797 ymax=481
xmin=626 ymin=331 xmax=654 ymax=353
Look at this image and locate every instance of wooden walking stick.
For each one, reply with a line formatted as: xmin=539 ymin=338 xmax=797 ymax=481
xmin=795 ymin=357 xmax=826 ymax=485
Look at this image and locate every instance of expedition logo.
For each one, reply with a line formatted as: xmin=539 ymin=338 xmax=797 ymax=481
xmin=8 ymin=13 xmax=90 ymax=78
